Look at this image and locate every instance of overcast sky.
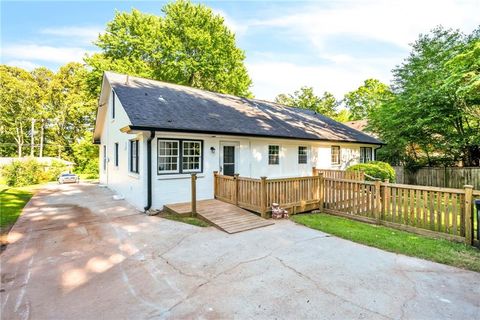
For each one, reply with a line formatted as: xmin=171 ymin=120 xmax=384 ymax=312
xmin=1 ymin=0 xmax=479 ymax=100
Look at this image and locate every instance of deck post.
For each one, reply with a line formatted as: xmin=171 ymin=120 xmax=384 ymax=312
xmin=374 ymin=180 xmax=381 ymax=223
xmin=312 ymin=166 xmax=317 ymax=176
xmin=213 ymin=171 xmax=218 ymax=199
xmin=191 ymin=173 xmax=197 ymax=216
xmin=260 ymin=176 xmax=267 ymax=218
xmin=464 ymin=185 xmax=473 ymax=245
xmin=234 ymin=173 xmax=239 ymax=206
xmin=318 ymin=173 xmax=324 ymax=210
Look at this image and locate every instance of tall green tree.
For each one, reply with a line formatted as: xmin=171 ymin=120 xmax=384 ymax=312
xmin=0 ymin=66 xmax=41 ymax=157
xmin=369 ymin=26 xmax=480 ymax=166
xmin=274 ymin=86 xmax=340 ymax=119
xmin=47 ymin=63 xmax=97 ymax=161
xmin=85 ymin=1 xmax=252 ymax=97
xmin=344 ymin=79 xmax=393 ymax=120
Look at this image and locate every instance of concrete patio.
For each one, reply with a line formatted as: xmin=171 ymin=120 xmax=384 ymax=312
xmin=1 ymin=183 xmax=479 ymax=319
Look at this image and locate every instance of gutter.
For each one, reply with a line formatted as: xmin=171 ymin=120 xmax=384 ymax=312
xmin=374 ymin=144 xmax=383 ymax=160
xmin=144 ymin=130 xmax=156 ymax=212
xmin=120 ymin=125 xmax=385 ymax=146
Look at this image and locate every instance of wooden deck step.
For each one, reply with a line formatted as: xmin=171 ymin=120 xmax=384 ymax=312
xmin=164 ymin=199 xmax=274 ymax=234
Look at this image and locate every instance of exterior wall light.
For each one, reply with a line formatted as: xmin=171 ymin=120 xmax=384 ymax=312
xmin=210 ymin=146 xmax=216 ymax=153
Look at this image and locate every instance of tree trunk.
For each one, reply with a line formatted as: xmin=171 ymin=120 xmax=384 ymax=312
xmin=39 ymin=120 xmax=44 ymax=158
xmin=30 ymin=118 xmax=35 ymax=157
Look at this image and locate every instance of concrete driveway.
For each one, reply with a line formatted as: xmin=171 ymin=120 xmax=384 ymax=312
xmin=1 ymin=183 xmax=479 ymax=319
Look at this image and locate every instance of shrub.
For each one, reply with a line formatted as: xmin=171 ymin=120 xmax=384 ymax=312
xmin=2 ymin=159 xmax=43 ymax=187
xmin=347 ymin=161 xmax=396 ymax=182
xmin=1 ymin=158 xmax=68 ymax=187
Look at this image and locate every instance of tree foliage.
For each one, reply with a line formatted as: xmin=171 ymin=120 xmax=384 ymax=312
xmin=344 ymin=79 xmax=393 ymax=120
xmin=369 ymin=26 xmax=480 ymax=166
xmin=274 ymin=86 xmax=342 ymax=120
xmin=85 ymin=1 xmax=252 ymax=97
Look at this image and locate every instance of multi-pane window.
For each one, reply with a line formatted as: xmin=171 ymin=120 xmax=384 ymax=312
xmin=298 ymin=146 xmax=308 ymax=164
xmin=269 ymin=145 xmax=280 ymax=165
xmin=114 ymin=143 xmax=119 ymax=167
xmin=157 ymin=139 xmax=202 ymax=174
xmin=130 ymin=140 xmax=139 ymax=173
xmin=331 ymin=146 xmax=340 ymax=165
xmin=360 ymin=147 xmax=372 ymax=163
xmin=182 ymin=141 xmax=201 ymax=172
xmin=158 ymin=140 xmax=179 ymax=173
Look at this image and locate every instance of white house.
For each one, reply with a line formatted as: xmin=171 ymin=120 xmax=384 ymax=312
xmin=94 ymin=72 xmax=383 ymax=211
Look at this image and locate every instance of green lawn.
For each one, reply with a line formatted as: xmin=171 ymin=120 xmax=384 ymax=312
xmin=158 ymin=212 xmax=210 ymax=227
xmin=0 ymin=185 xmax=36 ymax=233
xmin=291 ymin=213 xmax=480 ymax=272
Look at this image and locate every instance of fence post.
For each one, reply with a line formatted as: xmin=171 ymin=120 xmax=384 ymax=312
xmin=312 ymin=166 xmax=317 ymax=176
xmin=260 ymin=176 xmax=267 ymax=218
xmin=191 ymin=173 xmax=197 ymax=216
xmin=383 ymin=179 xmax=389 ymax=218
xmin=319 ymin=173 xmax=324 ymax=210
xmin=374 ymin=180 xmax=381 ymax=223
xmin=464 ymin=185 xmax=473 ymax=245
xmin=213 ymin=171 xmax=218 ymax=199
xmin=233 ymin=173 xmax=239 ymax=206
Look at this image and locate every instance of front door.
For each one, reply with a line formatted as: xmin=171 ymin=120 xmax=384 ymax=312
xmin=220 ymin=142 xmax=238 ymax=176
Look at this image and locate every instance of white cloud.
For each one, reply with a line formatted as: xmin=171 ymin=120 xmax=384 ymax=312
xmin=1 ymin=44 xmax=95 ymax=64
xmin=40 ymin=26 xmax=103 ymax=44
xmin=3 ymin=60 xmax=40 ymax=70
xmin=211 ymin=9 xmax=248 ymax=36
xmin=250 ymin=0 xmax=479 ymax=51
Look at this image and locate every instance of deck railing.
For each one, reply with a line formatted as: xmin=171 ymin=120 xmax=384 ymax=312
xmin=214 ymin=172 xmax=323 ymax=217
xmin=313 ymin=168 xmax=365 ymax=180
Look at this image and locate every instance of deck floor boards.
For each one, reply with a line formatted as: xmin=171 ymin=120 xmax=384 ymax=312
xmin=164 ymin=199 xmax=274 ymax=234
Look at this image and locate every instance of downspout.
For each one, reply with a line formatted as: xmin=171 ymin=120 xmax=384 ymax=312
xmin=374 ymin=144 xmax=383 ymax=161
xmin=144 ymin=130 xmax=155 ymax=212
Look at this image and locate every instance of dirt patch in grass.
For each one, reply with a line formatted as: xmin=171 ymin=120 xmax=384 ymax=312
xmin=292 ymin=213 xmax=480 ymax=273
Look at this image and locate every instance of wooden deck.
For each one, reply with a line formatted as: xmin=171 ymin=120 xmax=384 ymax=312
xmin=164 ymin=199 xmax=274 ymax=234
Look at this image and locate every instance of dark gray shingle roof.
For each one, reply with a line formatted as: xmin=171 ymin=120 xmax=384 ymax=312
xmin=106 ymin=72 xmax=382 ymax=145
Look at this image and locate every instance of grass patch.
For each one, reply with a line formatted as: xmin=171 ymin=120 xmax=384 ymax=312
xmin=158 ymin=212 xmax=210 ymax=227
xmin=291 ymin=213 xmax=480 ymax=272
xmin=0 ymin=185 xmax=37 ymax=238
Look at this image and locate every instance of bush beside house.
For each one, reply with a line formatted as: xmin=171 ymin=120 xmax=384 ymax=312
xmin=1 ymin=158 xmax=68 ymax=187
xmin=347 ymin=161 xmax=396 ymax=182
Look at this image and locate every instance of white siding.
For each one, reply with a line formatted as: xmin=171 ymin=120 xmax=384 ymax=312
xmin=98 ymin=86 xmax=146 ymax=210
xmin=149 ymin=132 xmax=377 ymax=209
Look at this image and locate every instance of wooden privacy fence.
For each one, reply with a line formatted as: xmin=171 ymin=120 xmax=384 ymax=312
xmin=393 ymin=166 xmax=480 ymax=189
xmin=214 ymin=172 xmax=323 ymax=218
xmin=323 ymin=177 xmax=479 ymax=245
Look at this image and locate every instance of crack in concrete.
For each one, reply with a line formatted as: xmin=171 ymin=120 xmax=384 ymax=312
xmin=273 ymin=256 xmax=394 ymax=320
xmin=158 ymin=253 xmax=275 ymax=317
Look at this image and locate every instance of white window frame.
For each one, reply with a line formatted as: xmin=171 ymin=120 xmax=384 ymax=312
xmin=130 ymin=140 xmax=139 ymax=173
xmin=298 ymin=146 xmax=308 ymax=164
xmin=182 ymin=140 xmax=202 ymax=173
xmin=360 ymin=147 xmax=373 ymax=163
xmin=157 ymin=140 xmax=180 ymax=174
xmin=331 ymin=146 xmax=340 ymax=165
xmin=268 ymin=145 xmax=280 ymax=165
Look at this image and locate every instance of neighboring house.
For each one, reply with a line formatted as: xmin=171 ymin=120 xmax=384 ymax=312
xmin=94 ymin=72 xmax=383 ymax=211
xmin=343 ymin=119 xmax=379 ymax=139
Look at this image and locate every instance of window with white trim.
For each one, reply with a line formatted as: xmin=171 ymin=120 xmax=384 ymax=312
xmin=269 ymin=145 xmax=280 ymax=165
xmin=182 ymin=141 xmax=201 ymax=172
xmin=130 ymin=140 xmax=139 ymax=173
xmin=157 ymin=139 xmax=203 ymax=174
xmin=360 ymin=147 xmax=372 ymax=163
xmin=158 ymin=140 xmax=179 ymax=173
xmin=331 ymin=146 xmax=340 ymax=165
xmin=298 ymin=146 xmax=307 ymax=164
